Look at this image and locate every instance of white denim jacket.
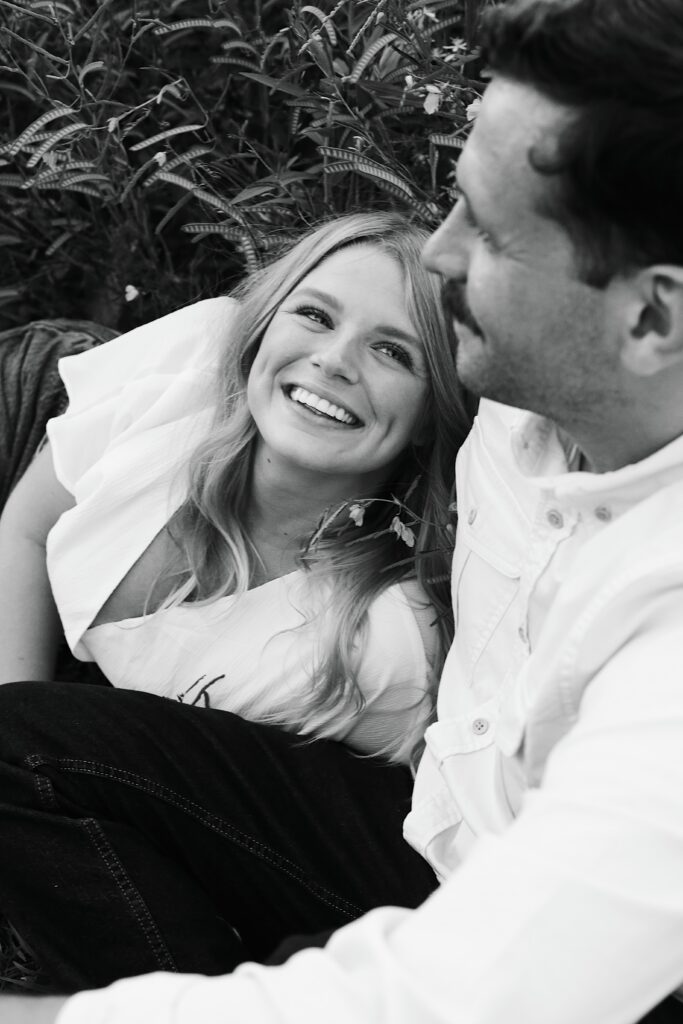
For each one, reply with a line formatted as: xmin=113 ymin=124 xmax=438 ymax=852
xmin=61 ymin=399 xmax=683 ymax=1024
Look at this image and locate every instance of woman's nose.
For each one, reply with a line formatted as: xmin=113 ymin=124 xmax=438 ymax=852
xmin=309 ymin=333 xmax=360 ymax=382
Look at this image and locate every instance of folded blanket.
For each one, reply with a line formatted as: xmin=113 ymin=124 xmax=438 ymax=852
xmin=0 ymin=319 xmax=118 ymax=509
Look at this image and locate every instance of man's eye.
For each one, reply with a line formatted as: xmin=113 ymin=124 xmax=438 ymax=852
xmin=295 ymin=305 xmax=332 ymax=327
xmin=376 ymin=341 xmax=413 ymax=369
xmin=461 ymin=201 xmax=495 ymax=248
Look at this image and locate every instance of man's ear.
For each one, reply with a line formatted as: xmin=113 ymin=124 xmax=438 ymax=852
xmin=613 ymin=265 xmax=683 ymax=376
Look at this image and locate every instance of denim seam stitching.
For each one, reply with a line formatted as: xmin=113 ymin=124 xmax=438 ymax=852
xmin=81 ymin=817 xmax=177 ymax=973
xmin=26 ymin=755 xmax=177 ymax=972
xmin=33 ymin=755 xmax=361 ymax=919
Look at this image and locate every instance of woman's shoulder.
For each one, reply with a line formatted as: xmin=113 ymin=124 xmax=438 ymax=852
xmin=56 ymin=297 xmax=239 ymax=409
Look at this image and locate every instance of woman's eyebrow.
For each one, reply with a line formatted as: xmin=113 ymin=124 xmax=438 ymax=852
xmin=290 ymin=286 xmax=422 ymax=349
xmin=378 ymin=325 xmax=423 ymax=350
xmin=289 ymin=286 xmax=341 ymax=310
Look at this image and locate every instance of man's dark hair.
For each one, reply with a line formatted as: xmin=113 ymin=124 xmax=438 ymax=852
xmin=480 ymin=0 xmax=683 ymax=285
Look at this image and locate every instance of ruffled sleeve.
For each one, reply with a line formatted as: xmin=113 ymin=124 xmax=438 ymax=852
xmin=46 ymin=297 xmax=239 ymax=658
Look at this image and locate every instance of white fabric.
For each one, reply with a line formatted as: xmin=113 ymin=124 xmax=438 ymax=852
xmin=45 ymin=299 xmax=433 ymax=762
xmin=59 ymin=396 xmax=683 ymax=1024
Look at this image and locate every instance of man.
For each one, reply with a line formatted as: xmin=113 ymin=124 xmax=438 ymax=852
xmin=4 ymin=0 xmax=683 ymax=1020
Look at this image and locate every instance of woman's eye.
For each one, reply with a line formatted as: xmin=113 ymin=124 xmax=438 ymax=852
xmin=295 ymin=305 xmax=332 ymax=328
xmin=375 ymin=341 xmax=413 ymax=369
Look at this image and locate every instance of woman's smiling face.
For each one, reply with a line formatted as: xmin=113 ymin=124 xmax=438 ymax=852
xmin=246 ymin=244 xmax=430 ymax=495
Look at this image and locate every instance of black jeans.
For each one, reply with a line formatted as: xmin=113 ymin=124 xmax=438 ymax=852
xmin=1 ymin=683 xmax=681 ymax=1022
xmin=0 ymin=681 xmax=437 ymax=993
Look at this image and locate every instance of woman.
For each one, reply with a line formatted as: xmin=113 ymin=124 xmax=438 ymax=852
xmin=0 ymin=213 xmax=467 ymax=763
xmin=0 ymin=213 xmax=469 ymax=991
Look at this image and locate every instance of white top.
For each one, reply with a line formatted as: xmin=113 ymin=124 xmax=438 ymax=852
xmin=61 ymin=397 xmax=683 ymax=1024
xmin=45 ymin=299 xmax=434 ymax=763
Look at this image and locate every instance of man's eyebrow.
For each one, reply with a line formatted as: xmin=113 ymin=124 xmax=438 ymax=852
xmin=455 ymin=175 xmax=481 ymax=225
xmin=456 ymin=173 xmax=501 ymax=243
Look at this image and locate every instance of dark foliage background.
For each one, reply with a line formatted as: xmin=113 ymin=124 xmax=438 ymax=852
xmin=0 ymin=0 xmax=491 ymax=333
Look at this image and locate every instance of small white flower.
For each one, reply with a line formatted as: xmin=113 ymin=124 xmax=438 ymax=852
xmin=423 ymin=85 xmax=442 ymax=116
xmin=124 ymin=284 xmax=139 ymax=302
xmin=107 ymin=117 xmax=119 ymax=134
xmin=348 ymin=504 xmax=365 ymax=527
xmin=391 ymin=516 xmax=416 ymax=548
xmin=423 ymin=91 xmax=441 ymax=115
xmin=404 ymin=74 xmax=415 ymax=89
xmin=153 ymin=151 xmax=167 ymax=167
xmin=466 ymin=98 xmax=483 ymax=121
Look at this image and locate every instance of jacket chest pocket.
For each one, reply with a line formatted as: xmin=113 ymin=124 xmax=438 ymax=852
xmin=452 ymin=439 xmax=528 ymax=680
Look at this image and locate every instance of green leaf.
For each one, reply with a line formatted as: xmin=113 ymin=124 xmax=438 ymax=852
xmin=238 ymin=72 xmax=306 ymax=98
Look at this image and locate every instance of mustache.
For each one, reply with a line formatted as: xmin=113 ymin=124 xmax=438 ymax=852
xmin=441 ymin=280 xmax=483 ymax=338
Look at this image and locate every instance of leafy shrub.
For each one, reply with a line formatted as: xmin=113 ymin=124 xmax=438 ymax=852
xmin=0 ymin=0 xmax=490 ymax=331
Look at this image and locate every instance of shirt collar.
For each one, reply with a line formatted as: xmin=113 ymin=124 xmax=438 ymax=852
xmin=508 ymin=407 xmax=683 ymax=507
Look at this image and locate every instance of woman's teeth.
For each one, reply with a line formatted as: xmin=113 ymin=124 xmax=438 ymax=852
xmin=289 ymin=386 xmax=359 ymax=425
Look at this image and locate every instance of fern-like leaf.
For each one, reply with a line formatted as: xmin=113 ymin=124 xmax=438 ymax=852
xmin=318 ymin=145 xmax=363 ymax=162
xmin=143 ymin=146 xmax=213 ymax=188
xmin=300 ymin=5 xmax=338 ymax=46
xmin=220 ymin=39 xmax=260 ymax=57
xmin=429 ymin=133 xmax=465 ymax=148
xmin=45 ymin=229 xmax=81 ymax=257
xmin=129 ymin=125 xmax=205 ymax=151
xmin=78 ymin=61 xmax=106 ymax=86
xmin=153 ymin=18 xmax=239 ymax=35
xmin=30 ymin=161 xmax=96 ymax=186
xmin=424 ymin=14 xmax=464 ymax=39
xmin=25 ymin=122 xmax=86 ymax=168
xmin=36 ymin=172 xmax=110 ymax=192
xmin=4 ymin=106 xmax=74 ymax=157
xmin=322 ymin=154 xmax=415 ymax=198
xmin=210 ymin=57 xmax=260 ymax=72
xmin=59 ymin=184 xmax=103 ymax=198
xmin=154 ymin=172 xmax=249 ymax=224
xmin=349 ymin=33 xmax=399 ymax=83
xmin=182 ymin=223 xmax=246 ymax=241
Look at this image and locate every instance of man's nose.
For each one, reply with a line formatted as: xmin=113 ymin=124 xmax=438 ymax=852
xmin=422 ymin=201 xmax=469 ymax=281
xmin=309 ymin=331 xmax=361 ymax=382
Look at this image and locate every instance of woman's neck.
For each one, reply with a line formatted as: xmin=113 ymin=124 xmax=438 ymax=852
xmin=246 ymin=448 xmax=375 ymax=580
xmin=249 ymin=445 xmax=381 ymax=536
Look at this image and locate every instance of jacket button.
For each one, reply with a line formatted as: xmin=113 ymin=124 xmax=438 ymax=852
xmin=546 ymin=508 xmax=564 ymax=529
xmin=472 ymin=717 xmax=489 ymax=735
xmin=467 ymin=507 xmax=478 ymax=525
xmin=595 ymin=506 xmax=612 ymax=522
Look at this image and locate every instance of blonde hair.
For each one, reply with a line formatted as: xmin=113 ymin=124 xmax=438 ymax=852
xmin=170 ymin=213 xmax=471 ymax=759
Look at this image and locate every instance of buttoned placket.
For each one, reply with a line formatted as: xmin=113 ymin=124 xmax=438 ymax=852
xmin=515 ymin=492 xmax=578 ymax=650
